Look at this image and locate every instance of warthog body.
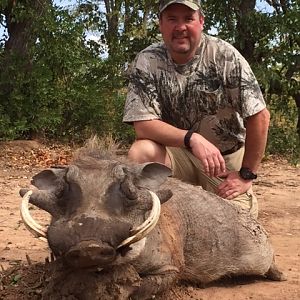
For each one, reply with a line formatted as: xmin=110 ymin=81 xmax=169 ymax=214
xmin=20 ymin=143 xmax=285 ymax=299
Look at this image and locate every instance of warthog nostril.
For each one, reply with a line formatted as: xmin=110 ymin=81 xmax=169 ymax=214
xmin=65 ymin=240 xmax=116 ymax=268
xmin=98 ymin=247 xmax=115 ymax=257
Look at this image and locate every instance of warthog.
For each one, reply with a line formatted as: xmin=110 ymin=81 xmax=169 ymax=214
xmin=20 ymin=141 xmax=285 ymax=299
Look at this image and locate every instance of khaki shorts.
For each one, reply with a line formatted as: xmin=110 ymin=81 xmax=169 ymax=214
xmin=166 ymin=146 xmax=258 ymax=219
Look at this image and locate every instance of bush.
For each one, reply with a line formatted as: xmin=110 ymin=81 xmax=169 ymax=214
xmin=267 ymin=96 xmax=299 ymax=164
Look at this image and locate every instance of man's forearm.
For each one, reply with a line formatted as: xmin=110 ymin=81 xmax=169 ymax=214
xmin=242 ymin=108 xmax=270 ymax=173
xmin=133 ymin=119 xmax=226 ymax=176
xmin=133 ymin=119 xmax=187 ymax=147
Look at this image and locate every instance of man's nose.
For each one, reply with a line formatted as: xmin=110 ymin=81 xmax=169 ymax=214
xmin=174 ymin=21 xmax=187 ymax=31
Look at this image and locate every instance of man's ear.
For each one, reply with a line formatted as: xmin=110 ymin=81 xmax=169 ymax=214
xmin=199 ymin=13 xmax=205 ymax=28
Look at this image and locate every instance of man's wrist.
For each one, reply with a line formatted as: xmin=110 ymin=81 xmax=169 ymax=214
xmin=239 ymin=167 xmax=257 ymax=180
xmin=184 ymin=129 xmax=194 ymax=149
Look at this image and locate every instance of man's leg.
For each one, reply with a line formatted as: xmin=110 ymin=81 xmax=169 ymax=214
xmin=128 ymin=139 xmax=171 ymax=166
xmin=167 ymin=147 xmax=258 ymax=219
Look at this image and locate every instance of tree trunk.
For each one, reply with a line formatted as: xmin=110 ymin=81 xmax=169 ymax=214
xmin=295 ymin=93 xmax=300 ymax=139
xmin=234 ymin=0 xmax=256 ymax=63
xmin=0 ymin=0 xmax=50 ymax=95
xmin=103 ymin=0 xmax=122 ymax=56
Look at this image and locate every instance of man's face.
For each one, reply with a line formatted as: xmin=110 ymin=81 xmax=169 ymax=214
xmin=159 ymin=4 xmax=204 ymax=64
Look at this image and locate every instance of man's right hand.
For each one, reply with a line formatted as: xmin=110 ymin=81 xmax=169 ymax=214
xmin=189 ymin=132 xmax=226 ymax=177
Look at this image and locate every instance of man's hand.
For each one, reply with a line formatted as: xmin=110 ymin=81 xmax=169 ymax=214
xmin=189 ymin=133 xmax=226 ymax=177
xmin=217 ymin=171 xmax=252 ymax=199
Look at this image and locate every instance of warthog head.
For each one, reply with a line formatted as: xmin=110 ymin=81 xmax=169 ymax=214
xmin=20 ymin=150 xmax=172 ymax=270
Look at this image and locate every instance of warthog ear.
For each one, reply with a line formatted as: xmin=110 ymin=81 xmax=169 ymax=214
xmin=156 ymin=189 xmax=173 ymax=204
xmin=31 ymin=168 xmax=67 ymax=191
xmin=135 ymin=162 xmax=172 ymax=191
xmin=19 ymin=167 xmax=69 ymax=218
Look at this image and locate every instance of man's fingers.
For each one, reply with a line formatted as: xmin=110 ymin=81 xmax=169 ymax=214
xmin=202 ymin=158 xmax=210 ymax=175
xmin=218 ymin=188 xmax=237 ymax=199
xmin=212 ymin=154 xmax=222 ymax=177
xmin=210 ymin=152 xmax=226 ymax=176
xmin=219 ymin=155 xmax=226 ymax=173
xmin=206 ymin=152 xmax=226 ymax=177
xmin=226 ymin=192 xmax=240 ymax=200
xmin=190 ymin=136 xmax=226 ymax=177
xmin=213 ymin=151 xmax=226 ymax=174
xmin=206 ymin=156 xmax=215 ymax=177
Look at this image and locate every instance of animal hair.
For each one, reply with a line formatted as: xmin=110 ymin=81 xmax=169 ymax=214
xmin=72 ymin=135 xmax=130 ymax=169
xmin=73 ymin=135 xmax=120 ymax=160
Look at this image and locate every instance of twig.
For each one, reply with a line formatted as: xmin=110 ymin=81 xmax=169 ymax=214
xmin=26 ymin=254 xmax=32 ymax=266
xmin=50 ymin=252 xmax=55 ymax=262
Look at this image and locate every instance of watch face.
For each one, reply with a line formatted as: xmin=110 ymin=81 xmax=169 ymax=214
xmin=240 ymin=167 xmax=257 ymax=180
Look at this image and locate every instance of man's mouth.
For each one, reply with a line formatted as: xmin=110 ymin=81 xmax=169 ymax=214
xmin=173 ymin=35 xmax=188 ymax=40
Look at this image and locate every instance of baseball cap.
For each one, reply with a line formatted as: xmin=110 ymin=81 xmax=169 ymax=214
xmin=159 ymin=0 xmax=203 ymax=14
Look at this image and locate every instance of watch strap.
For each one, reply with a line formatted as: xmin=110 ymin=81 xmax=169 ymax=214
xmin=184 ymin=129 xmax=194 ymax=149
xmin=239 ymin=167 xmax=257 ymax=180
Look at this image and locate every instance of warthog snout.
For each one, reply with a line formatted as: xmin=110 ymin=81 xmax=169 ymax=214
xmin=65 ymin=240 xmax=116 ymax=268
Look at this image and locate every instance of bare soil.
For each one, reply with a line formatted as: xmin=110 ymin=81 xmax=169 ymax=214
xmin=0 ymin=140 xmax=299 ymax=300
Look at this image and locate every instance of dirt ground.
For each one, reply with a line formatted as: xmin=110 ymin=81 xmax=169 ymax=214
xmin=0 ymin=140 xmax=299 ymax=300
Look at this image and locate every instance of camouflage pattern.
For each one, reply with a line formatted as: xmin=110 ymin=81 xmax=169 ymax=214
xmin=123 ymin=34 xmax=266 ymax=153
xmin=159 ymin=0 xmax=201 ymax=13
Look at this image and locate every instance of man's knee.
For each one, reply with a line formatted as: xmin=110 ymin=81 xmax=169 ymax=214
xmin=128 ymin=139 xmax=170 ymax=165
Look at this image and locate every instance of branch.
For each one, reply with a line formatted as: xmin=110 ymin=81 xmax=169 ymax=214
xmin=0 ymin=18 xmax=6 ymax=28
xmin=279 ymin=0 xmax=289 ymax=14
xmin=265 ymin=0 xmax=281 ymax=14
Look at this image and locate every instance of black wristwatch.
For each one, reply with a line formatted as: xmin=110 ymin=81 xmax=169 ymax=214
xmin=239 ymin=167 xmax=257 ymax=180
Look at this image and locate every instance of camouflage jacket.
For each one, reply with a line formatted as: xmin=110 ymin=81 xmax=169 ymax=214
xmin=123 ymin=34 xmax=266 ymax=153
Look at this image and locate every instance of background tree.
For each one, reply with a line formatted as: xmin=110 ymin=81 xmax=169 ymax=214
xmin=0 ymin=0 xmax=299 ymax=161
xmin=0 ymin=0 xmax=52 ymax=137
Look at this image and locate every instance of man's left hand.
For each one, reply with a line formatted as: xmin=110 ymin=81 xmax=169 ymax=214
xmin=217 ymin=171 xmax=252 ymax=200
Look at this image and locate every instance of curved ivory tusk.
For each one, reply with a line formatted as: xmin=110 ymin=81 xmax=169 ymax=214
xmin=20 ymin=190 xmax=48 ymax=242
xmin=130 ymin=191 xmax=160 ymax=235
xmin=117 ymin=191 xmax=161 ymax=249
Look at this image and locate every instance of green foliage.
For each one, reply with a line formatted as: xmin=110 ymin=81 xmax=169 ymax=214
xmin=267 ymin=95 xmax=299 ymax=164
xmin=0 ymin=0 xmax=299 ymax=159
xmin=109 ymin=91 xmax=135 ymax=144
xmin=12 ymin=274 xmax=22 ymax=285
xmin=0 ymin=4 xmax=128 ymax=142
xmin=0 ymin=0 xmax=158 ymax=144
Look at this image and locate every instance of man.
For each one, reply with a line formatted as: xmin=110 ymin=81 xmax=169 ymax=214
xmin=123 ymin=0 xmax=270 ymax=218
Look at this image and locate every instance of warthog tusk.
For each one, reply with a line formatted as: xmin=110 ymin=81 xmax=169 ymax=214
xmin=117 ymin=191 xmax=161 ymax=249
xmin=20 ymin=191 xmax=48 ymax=242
